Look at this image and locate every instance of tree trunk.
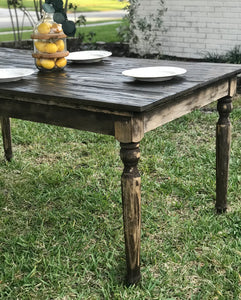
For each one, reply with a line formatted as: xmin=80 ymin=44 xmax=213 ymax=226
xmin=7 ymin=1 xmax=17 ymax=43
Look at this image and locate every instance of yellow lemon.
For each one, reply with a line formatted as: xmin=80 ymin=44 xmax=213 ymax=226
xmin=45 ymin=42 xmax=58 ymax=54
xmin=56 ymin=57 xmax=67 ymax=68
xmin=55 ymin=39 xmax=65 ymax=52
xmin=41 ymin=59 xmax=55 ymax=70
xmin=51 ymin=23 xmax=62 ymax=33
xmin=37 ymin=22 xmax=51 ymax=34
xmin=34 ymin=41 xmax=46 ymax=52
xmin=45 ymin=22 xmax=52 ymax=29
xmin=35 ymin=58 xmax=42 ymax=67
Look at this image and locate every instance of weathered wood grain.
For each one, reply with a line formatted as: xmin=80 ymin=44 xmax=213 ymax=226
xmin=0 ymin=98 xmax=116 ymax=135
xmin=0 ymin=48 xmax=241 ymax=112
xmin=0 ymin=116 xmax=12 ymax=161
xmin=143 ymin=79 xmax=230 ymax=132
xmin=216 ymin=97 xmax=233 ymax=213
xmin=228 ymin=77 xmax=237 ymax=97
xmin=115 ymin=115 xmax=144 ymax=143
xmin=120 ymin=142 xmax=141 ymax=285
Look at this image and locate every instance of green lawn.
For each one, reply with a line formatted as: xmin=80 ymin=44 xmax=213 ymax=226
xmin=0 ymin=23 xmax=122 ymax=43
xmin=0 ymin=95 xmax=240 ymax=299
xmin=0 ymin=27 xmax=33 ymax=33
xmin=0 ymin=0 xmax=126 ymax=43
xmin=0 ymin=0 xmax=128 ymax=11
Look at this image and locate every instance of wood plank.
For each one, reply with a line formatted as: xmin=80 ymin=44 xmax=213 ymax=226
xmin=115 ymin=115 xmax=144 ymax=143
xmin=143 ymin=80 xmax=230 ymax=133
xmin=216 ymin=97 xmax=233 ymax=213
xmin=1 ymin=116 xmax=12 ymax=161
xmin=120 ymin=142 xmax=141 ymax=285
xmin=0 ymin=99 xmax=116 ymax=135
xmin=229 ymin=77 xmax=237 ymax=96
xmin=1 ymin=48 xmax=241 ymax=112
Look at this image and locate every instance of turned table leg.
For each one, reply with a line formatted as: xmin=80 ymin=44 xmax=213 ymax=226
xmin=1 ymin=117 xmax=13 ymax=161
xmin=216 ymin=96 xmax=233 ymax=213
xmin=120 ymin=142 xmax=141 ymax=285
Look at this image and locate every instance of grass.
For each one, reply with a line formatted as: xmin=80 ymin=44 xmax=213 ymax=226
xmin=0 ymin=0 xmax=125 ymax=43
xmin=0 ymin=23 xmax=122 ymax=43
xmin=0 ymin=27 xmax=32 ymax=33
xmin=0 ymin=0 xmax=128 ymax=12
xmin=75 ymin=22 xmax=122 ymax=43
xmin=0 ymin=91 xmax=240 ymax=299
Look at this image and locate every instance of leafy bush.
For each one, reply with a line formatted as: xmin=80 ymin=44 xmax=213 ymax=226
xmin=205 ymin=45 xmax=241 ymax=64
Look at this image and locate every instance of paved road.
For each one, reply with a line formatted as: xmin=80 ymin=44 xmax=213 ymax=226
xmin=0 ymin=8 xmax=126 ymax=28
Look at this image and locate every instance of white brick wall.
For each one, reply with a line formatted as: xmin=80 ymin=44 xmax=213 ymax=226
xmin=130 ymin=0 xmax=241 ymax=59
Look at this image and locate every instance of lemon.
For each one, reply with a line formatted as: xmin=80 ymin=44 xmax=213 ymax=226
xmin=45 ymin=42 xmax=58 ymax=54
xmin=35 ymin=58 xmax=42 ymax=67
xmin=45 ymin=22 xmax=52 ymax=29
xmin=56 ymin=57 xmax=67 ymax=68
xmin=55 ymin=39 xmax=65 ymax=52
xmin=51 ymin=23 xmax=62 ymax=33
xmin=41 ymin=59 xmax=55 ymax=70
xmin=37 ymin=22 xmax=51 ymax=34
xmin=34 ymin=41 xmax=46 ymax=52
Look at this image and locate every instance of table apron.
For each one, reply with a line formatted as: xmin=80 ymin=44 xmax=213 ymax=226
xmin=143 ymin=78 xmax=236 ymax=133
xmin=0 ymin=98 xmax=124 ymax=136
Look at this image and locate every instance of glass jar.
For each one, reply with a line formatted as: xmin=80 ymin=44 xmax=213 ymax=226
xmin=31 ymin=12 xmax=69 ymax=72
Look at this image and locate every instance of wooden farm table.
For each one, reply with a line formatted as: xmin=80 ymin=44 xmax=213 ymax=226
xmin=1 ymin=47 xmax=241 ymax=285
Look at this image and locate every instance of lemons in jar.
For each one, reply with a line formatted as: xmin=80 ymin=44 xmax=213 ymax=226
xmin=35 ymin=41 xmax=46 ymax=52
xmin=35 ymin=58 xmax=42 ymax=67
xmin=41 ymin=59 xmax=55 ymax=70
xmin=51 ymin=23 xmax=62 ymax=33
xmin=56 ymin=57 xmax=67 ymax=68
xmin=45 ymin=42 xmax=58 ymax=54
xmin=37 ymin=22 xmax=51 ymax=34
xmin=55 ymin=39 xmax=65 ymax=52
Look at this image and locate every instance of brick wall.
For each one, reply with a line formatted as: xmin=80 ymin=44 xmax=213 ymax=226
xmin=131 ymin=0 xmax=241 ymax=59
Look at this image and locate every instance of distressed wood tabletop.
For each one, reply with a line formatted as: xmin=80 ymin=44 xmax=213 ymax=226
xmin=0 ymin=47 xmax=241 ymax=113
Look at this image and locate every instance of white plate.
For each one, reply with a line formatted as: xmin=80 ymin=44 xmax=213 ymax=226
xmin=0 ymin=68 xmax=35 ymax=83
xmin=122 ymin=66 xmax=187 ymax=82
xmin=67 ymin=50 xmax=112 ymax=63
